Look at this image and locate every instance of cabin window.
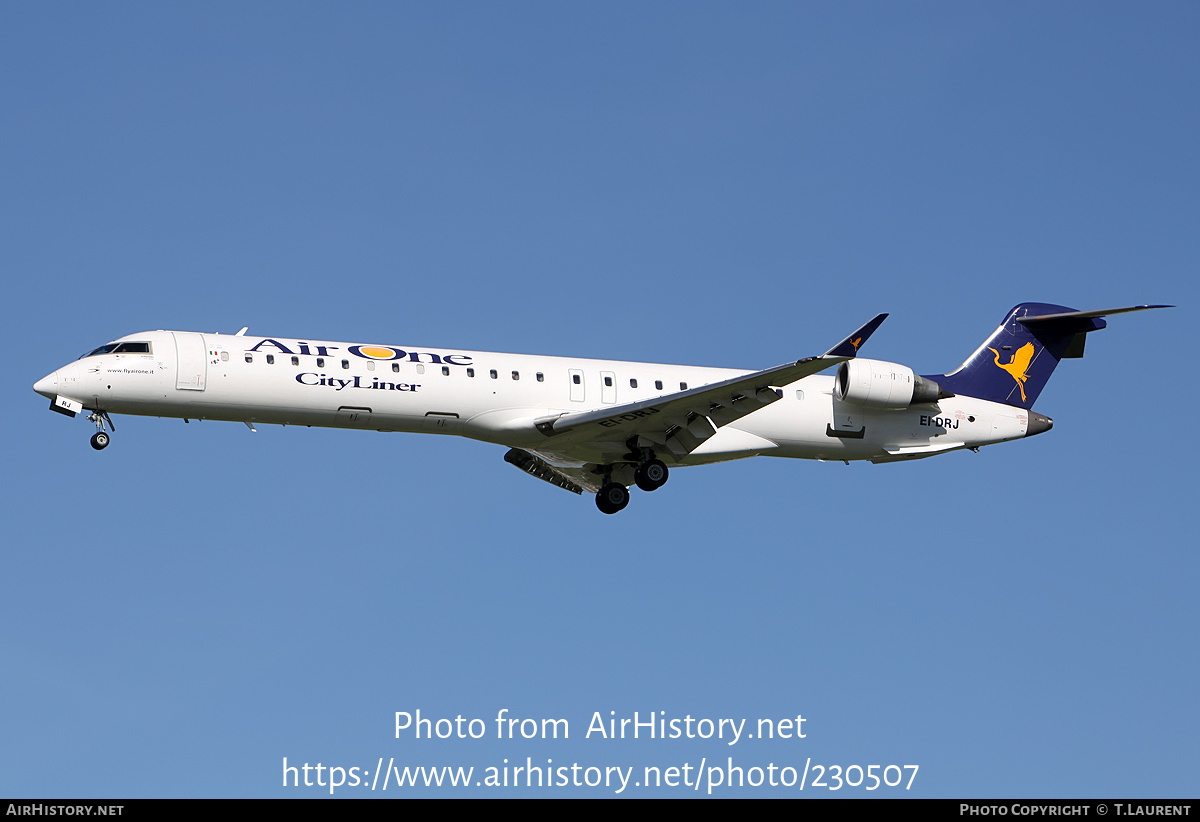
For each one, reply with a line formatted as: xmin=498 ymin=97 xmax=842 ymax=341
xmin=392 ymin=363 xmax=400 ymax=373
xmin=573 ymin=374 xmax=582 ymax=385
xmin=603 ymin=376 xmax=613 ymax=387
xmin=467 ymin=368 xmax=475 ymax=377
xmin=266 ymin=354 xmax=275 ymax=364
xmin=291 ymin=356 xmax=299 ymax=366
xmin=536 ymin=372 xmax=544 ymax=382
xmin=341 ymin=359 xmax=350 ymax=369
xmin=795 ymin=390 xmax=804 ymax=400
xmin=416 ymin=364 xmax=425 ymax=374
xmin=655 ymin=380 xmax=663 ymax=390
xmin=442 ymin=366 xmax=450 ymax=376
xmin=512 ymin=371 xmax=519 ymax=380
xmin=245 ymin=354 xmax=253 ymax=363
xmin=490 ymin=369 xmax=498 ymax=379
xmin=680 ymin=382 xmax=688 ymax=390
xmin=316 ymin=357 xmax=324 ymax=368
xmin=367 ymin=361 xmax=375 ymax=371
xmin=630 ymin=378 xmax=638 ymax=388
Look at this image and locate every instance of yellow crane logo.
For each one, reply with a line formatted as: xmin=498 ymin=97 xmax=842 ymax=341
xmin=988 ymin=342 xmax=1036 ymax=402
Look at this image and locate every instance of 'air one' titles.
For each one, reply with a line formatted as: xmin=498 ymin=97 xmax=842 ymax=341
xmin=247 ymin=338 xmax=473 ymax=366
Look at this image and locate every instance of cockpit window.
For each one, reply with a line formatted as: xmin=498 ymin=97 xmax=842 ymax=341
xmin=80 ymin=341 xmax=152 ymax=358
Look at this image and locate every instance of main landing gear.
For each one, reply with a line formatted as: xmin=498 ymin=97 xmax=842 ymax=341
xmin=634 ymin=458 xmax=668 ymax=492
xmin=593 ymin=453 xmax=671 ymax=514
xmin=87 ymin=410 xmax=115 ymax=451
xmin=595 ymin=483 xmax=630 ymax=515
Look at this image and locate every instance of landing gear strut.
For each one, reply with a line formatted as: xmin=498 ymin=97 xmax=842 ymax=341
xmin=87 ymin=410 xmax=114 ymax=450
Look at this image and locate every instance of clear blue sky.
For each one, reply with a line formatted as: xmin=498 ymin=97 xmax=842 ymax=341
xmin=2 ymin=3 xmax=1195 ymax=797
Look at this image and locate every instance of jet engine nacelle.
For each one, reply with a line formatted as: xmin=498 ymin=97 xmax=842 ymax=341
xmin=834 ymin=358 xmax=948 ymax=408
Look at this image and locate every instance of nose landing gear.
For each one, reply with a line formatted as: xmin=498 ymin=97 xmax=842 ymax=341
xmin=86 ymin=410 xmax=115 ymax=450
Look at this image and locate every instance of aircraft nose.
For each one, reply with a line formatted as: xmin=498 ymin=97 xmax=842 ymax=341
xmin=33 ymin=371 xmax=57 ymax=399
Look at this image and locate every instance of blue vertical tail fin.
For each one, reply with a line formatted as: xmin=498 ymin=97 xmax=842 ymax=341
xmin=932 ymin=303 xmax=1169 ymax=409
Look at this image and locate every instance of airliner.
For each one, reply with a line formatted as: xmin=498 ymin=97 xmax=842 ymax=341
xmin=33 ymin=302 xmax=1166 ymax=513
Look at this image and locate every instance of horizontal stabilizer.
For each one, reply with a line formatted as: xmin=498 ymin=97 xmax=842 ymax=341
xmin=1018 ymin=304 xmax=1172 ymax=324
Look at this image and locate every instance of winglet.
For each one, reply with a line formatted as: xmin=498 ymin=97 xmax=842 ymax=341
xmin=824 ymin=313 xmax=888 ymax=358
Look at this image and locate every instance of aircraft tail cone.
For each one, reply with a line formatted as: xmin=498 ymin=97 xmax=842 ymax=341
xmin=1027 ymin=412 xmax=1053 ymax=437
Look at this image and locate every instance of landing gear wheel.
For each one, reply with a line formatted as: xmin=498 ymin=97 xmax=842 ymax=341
xmin=595 ymin=483 xmax=630 ymax=515
xmin=634 ymin=459 xmax=669 ymax=492
xmin=90 ymin=432 xmax=110 ymax=450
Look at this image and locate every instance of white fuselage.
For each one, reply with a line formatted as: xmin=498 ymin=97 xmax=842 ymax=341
xmin=35 ymin=329 xmax=1032 ymax=468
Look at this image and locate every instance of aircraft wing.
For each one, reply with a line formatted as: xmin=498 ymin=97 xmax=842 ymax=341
xmin=532 ymin=313 xmax=887 ymax=461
